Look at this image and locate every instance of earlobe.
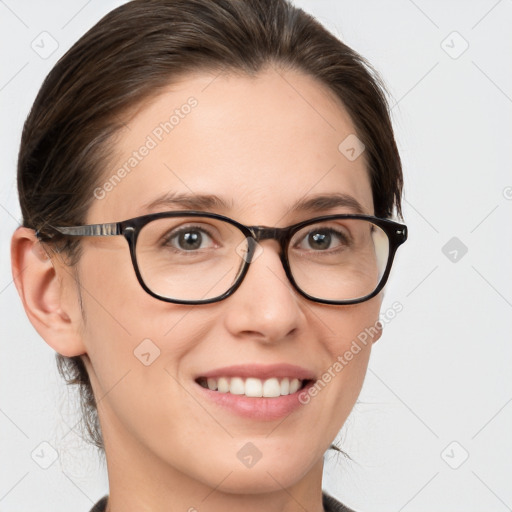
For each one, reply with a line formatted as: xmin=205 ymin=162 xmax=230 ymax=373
xmin=372 ymin=320 xmax=383 ymax=344
xmin=11 ymin=227 xmax=86 ymax=357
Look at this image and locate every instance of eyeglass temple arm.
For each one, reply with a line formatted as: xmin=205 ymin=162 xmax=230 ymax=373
xmin=38 ymin=222 xmax=122 ymax=238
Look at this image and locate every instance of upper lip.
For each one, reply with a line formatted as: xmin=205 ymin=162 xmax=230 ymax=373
xmin=197 ymin=364 xmax=317 ymax=381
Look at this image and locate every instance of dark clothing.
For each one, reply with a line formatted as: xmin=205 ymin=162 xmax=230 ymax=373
xmin=89 ymin=496 xmax=108 ymax=512
xmin=89 ymin=492 xmax=355 ymax=511
xmin=323 ymin=492 xmax=356 ymax=512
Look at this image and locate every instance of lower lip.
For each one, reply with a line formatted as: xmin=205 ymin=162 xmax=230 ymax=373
xmin=194 ymin=380 xmax=315 ymax=420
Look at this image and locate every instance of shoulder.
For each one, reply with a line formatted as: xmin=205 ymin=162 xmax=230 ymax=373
xmin=322 ymin=491 xmax=357 ymax=512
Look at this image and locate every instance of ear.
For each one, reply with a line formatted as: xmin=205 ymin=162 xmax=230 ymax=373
xmin=372 ymin=320 xmax=383 ymax=344
xmin=368 ymin=292 xmax=385 ymax=345
xmin=11 ymin=227 xmax=87 ymax=357
xmin=372 ymin=321 xmax=384 ymax=343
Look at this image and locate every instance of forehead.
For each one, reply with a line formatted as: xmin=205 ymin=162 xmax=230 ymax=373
xmin=87 ymin=67 xmax=374 ymax=224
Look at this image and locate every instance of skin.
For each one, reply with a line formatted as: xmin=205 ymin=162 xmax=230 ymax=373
xmin=12 ymin=67 xmax=383 ymax=512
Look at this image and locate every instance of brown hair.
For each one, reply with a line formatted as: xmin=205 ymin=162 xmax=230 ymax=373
xmin=18 ymin=0 xmax=403 ymax=450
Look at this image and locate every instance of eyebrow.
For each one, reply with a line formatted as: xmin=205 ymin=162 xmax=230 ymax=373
xmin=141 ymin=191 xmax=367 ymax=216
xmin=142 ymin=191 xmax=233 ymax=212
xmin=289 ymin=192 xmax=367 ymax=215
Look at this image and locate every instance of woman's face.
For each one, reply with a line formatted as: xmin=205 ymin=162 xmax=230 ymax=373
xmin=73 ymin=67 xmax=382 ymax=494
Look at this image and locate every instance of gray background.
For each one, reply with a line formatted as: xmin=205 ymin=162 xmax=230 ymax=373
xmin=1 ymin=1 xmax=511 ymax=511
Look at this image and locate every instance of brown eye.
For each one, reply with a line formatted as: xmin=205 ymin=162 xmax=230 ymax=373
xmin=163 ymin=225 xmax=216 ymax=252
xmin=296 ymin=228 xmax=349 ymax=251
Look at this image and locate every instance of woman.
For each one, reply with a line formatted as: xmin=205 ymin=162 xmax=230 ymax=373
xmin=11 ymin=0 xmax=406 ymax=510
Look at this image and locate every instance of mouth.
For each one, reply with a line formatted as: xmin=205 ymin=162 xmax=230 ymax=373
xmin=195 ymin=376 xmax=312 ymax=398
xmin=193 ymin=364 xmax=317 ymax=419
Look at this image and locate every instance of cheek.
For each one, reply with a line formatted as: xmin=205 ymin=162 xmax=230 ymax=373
xmin=74 ymin=246 xmax=206 ymax=407
xmin=77 ymin=264 xmax=220 ymax=470
xmin=306 ymin=298 xmax=382 ymax=431
xmin=319 ymin=296 xmax=382 ymax=361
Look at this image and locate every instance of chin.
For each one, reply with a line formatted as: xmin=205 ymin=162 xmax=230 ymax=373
xmin=205 ymin=466 xmax=306 ymax=495
xmin=195 ymin=445 xmax=318 ymax=494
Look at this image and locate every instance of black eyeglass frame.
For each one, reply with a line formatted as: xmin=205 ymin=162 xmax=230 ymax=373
xmin=38 ymin=211 xmax=408 ymax=306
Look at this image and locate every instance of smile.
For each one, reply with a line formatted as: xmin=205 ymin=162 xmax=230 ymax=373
xmin=196 ymin=376 xmax=310 ymax=398
xmin=193 ymin=363 xmax=317 ymax=419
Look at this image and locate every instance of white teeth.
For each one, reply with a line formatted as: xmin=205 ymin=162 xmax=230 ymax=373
xmin=217 ymin=377 xmax=230 ymax=393
xmin=280 ymin=377 xmax=290 ymax=395
xmin=245 ymin=378 xmax=263 ymax=397
xmin=262 ymin=378 xmax=281 ymax=397
xmin=230 ymin=377 xmax=245 ymax=395
xmin=289 ymin=378 xmax=300 ymax=394
xmin=199 ymin=376 xmax=305 ymax=397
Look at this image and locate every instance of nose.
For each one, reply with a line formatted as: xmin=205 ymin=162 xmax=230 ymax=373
xmin=222 ymin=239 xmax=306 ymax=344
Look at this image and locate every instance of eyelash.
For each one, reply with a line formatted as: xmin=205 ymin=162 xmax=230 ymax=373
xmin=293 ymin=227 xmax=351 ymax=252
xmin=160 ymin=224 xmax=351 ymax=254
xmin=161 ymin=225 xmax=218 ymax=252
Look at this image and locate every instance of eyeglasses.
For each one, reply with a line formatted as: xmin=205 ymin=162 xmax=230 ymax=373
xmin=38 ymin=211 xmax=407 ymax=305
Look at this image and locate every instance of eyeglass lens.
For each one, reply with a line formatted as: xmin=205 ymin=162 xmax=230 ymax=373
xmin=134 ymin=216 xmax=389 ymax=302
